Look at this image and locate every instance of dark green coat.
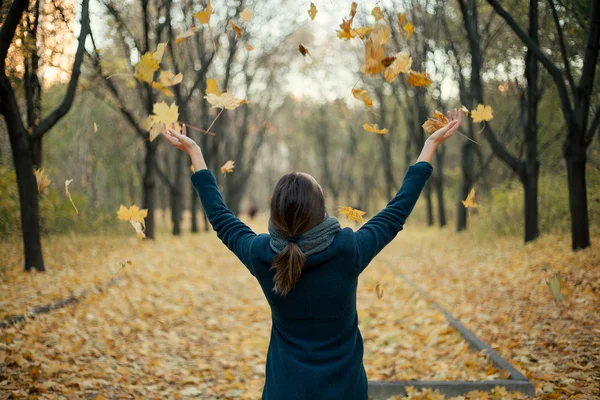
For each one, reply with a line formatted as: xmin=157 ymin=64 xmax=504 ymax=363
xmin=191 ymin=161 xmax=432 ymax=400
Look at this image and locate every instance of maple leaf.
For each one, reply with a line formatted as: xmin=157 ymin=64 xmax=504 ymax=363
xmin=176 ymin=26 xmax=197 ymax=44
xmin=153 ymin=43 xmax=166 ymax=63
xmin=205 ymin=90 xmax=247 ymax=110
xmin=372 ymin=6 xmax=384 ymax=21
xmin=363 ymin=123 xmax=388 ymax=134
xmin=117 ymin=205 xmax=148 ymax=231
xmin=34 ymin=168 xmax=51 ymax=193
xmin=355 ymin=26 xmax=372 ymax=39
xmin=338 ymin=206 xmax=366 ymax=223
xmin=65 ymin=179 xmax=78 ymax=214
xmin=229 ymin=21 xmax=243 ymax=37
xmin=352 ymin=89 xmax=373 ymax=109
xmin=308 ymin=3 xmax=317 ymax=20
xmin=194 ymin=0 xmax=213 ymax=25
xmin=240 ymin=7 xmax=254 ymax=22
xmin=384 ymin=50 xmax=412 ymax=82
xmin=361 ymin=37 xmax=387 ymax=76
xmin=422 ymin=110 xmax=449 ymax=135
xmin=298 ymin=44 xmax=309 ymax=57
xmin=159 ymin=71 xmax=183 ymax=87
xmin=404 ymin=21 xmax=414 ymax=39
xmin=461 ymin=188 xmax=477 ymax=208
xmin=337 ymin=2 xmax=358 ymax=40
xmin=471 ymin=104 xmax=494 ymax=123
xmin=134 ymin=53 xmax=159 ymax=83
xmin=143 ymin=101 xmax=180 ymax=141
xmin=407 ymin=70 xmax=433 ymax=87
xmin=221 ymin=160 xmax=235 ymax=175
xmin=206 ymin=79 xmax=221 ymax=96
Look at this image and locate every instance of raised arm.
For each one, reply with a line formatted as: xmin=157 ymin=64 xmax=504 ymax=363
xmin=162 ymin=124 xmax=257 ymax=275
xmin=354 ymin=109 xmax=462 ymax=274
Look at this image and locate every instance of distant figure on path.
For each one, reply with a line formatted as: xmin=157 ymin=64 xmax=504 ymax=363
xmin=161 ymin=109 xmax=462 ymax=400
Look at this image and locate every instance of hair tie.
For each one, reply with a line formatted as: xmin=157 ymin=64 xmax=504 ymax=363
xmin=287 ymin=236 xmax=300 ymax=244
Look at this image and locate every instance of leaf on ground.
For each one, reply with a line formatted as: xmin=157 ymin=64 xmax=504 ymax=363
xmin=205 ymin=90 xmax=246 ymax=110
xmin=338 ymin=206 xmax=366 ymax=223
xmin=352 ymin=89 xmax=373 ymax=109
xmin=65 ymin=179 xmax=78 ymax=214
xmin=308 ymin=3 xmax=317 ymax=20
xmin=363 ymin=123 xmax=388 ymax=134
xmin=384 ymin=50 xmax=412 ymax=82
xmin=461 ymin=188 xmax=477 ymax=208
xmin=471 ymin=104 xmax=494 ymax=123
xmin=220 ymin=160 xmax=235 ymax=175
xmin=240 ymin=7 xmax=254 ymax=22
xmin=407 ymin=70 xmax=433 ymax=87
xmin=375 ymin=282 xmax=383 ymax=299
xmin=34 ymin=168 xmax=51 ymax=193
xmin=422 ymin=110 xmax=449 ymax=135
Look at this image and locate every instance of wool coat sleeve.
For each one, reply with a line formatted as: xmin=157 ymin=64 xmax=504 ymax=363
xmin=354 ymin=161 xmax=432 ymax=274
xmin=191 ymin=169 xmax=257 ymax=275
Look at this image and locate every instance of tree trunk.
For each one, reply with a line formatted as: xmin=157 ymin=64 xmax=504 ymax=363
xmin=170 ymin=152 xmax=183 ymax=236
xmin=190 ymin=192 xmax=198 ymax=233
xmin=435 ymin=148 xmax=447 ymax=227
xmin=10 ymin=132 xmax=45 ymax=271
xmin=521 ymin=162 xmax=539 ymax=242
xmin=565 ymin=140 xmax=590 ymax=249
xmin=457 ymin=123 xmax=475 ymax=231
xmin=143 ymin=140 xmax=157 ymax=239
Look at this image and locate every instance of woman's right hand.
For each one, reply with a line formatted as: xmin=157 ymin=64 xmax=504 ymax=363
xmin=427 ymin=108 xmax=462 ymax=146
xmin=162 ymin=123 xmax=208 ymax=171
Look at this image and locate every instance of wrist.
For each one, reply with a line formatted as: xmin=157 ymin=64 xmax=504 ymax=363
xmin=425 ymin=137 xmax=439 ymax=149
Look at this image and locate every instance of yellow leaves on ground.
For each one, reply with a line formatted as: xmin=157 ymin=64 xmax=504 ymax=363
xmin=34 ymin=168 xmax=51 ymax=193
xmin=338 ymin=206 xmax=366 ymax=223
xmin=308 ymin=3 xmax=317 ymax=20
xmin=220 ymin=160 xmax=235 ymax=175
xmin=407 ymin=70 xmax=433 ymax=87
xmin=363 ymin=123 xmax=388 ymax=134
xmin=298 ymin=44 xmax=309 ymax=57
xmin=65 ymin=179 xmax=78 ymax=214
xmin=461 ymin=188 xmax=477 ymax=208
xmin=422 ymin=110 xmax=449 ymax=135
xmin=471 ymin=104 xmax=494 ymax=123
xmin=194 ymin=0 xmax=213 ymax=25
xmin=143 ymin=101 xmax=180 ymax=141
xmin=205 ymin=89 xmax=247 ymax=110
xmin=117 ymin=205 xmax=148 ymax=239
xmin=240 ymin=7 xmax=254 ymax=22
xmin=384 ymin=50 xmax=412 ymax=82
xmin=352 ymin=88 xmax=373 ymax=108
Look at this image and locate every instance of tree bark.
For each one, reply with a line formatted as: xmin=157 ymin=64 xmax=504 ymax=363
xmin=143 ymin=141 xmax=157 ymax=239
xmin=434 ymin=147 xmax=447 ymax=227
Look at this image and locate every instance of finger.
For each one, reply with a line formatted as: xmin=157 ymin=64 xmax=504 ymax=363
xmin=163 ymin=123 xmax=168 ymax=135
xmin=447 ymin=111 xmax=451 ymax=121
xmin=167 ymin=128 xmax=178 ymax=136
xmin=182 ymin=124 xmax=187 ymax=137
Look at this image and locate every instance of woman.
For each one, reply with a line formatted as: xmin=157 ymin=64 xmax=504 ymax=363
xmin=162 ymin=109 xmax=462 ymax=400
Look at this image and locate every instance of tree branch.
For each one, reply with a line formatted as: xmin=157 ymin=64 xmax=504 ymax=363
xmin=586 ymin=105 xmax=600 ymax=146
xmin=0 ymin=0 xmax=29 ymax=71
xmin=31 ymin=0 xmax=90 ymax=140
xmin=548 ymin=0 xmax=576 ymax=96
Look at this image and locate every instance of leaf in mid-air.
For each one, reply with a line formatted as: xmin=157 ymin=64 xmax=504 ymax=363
xmin=371 ymin=6 xmax=384 ymax=21
xmin=308 ymin=3 xmax=317 ymax=20
xmin=336 ymin=2 xmax=358 ymax=40
xmin=461 ymin=188 xmax=477 ymax=208
xmin=298 ymin=44 xmax=309 ymax=57
xmin=134 ymin=53 xmax=160 ymax=83
xmin=34 ymin=168 xmax=51 ymax=193
xmin=240 ymin=7 xmax=254 ymax=22
xmin=403 ymin=21 xmax=414 ymax=39
xmin=352 ymin=89 xmax=373 ymax=109
xmin=247 ymin=44 xmax=255 ymax=51
xmin=220 ymin=160 xmax=235 ymax=175
xmin=361 ymin=36 xmax=387 ymax=76
xmin=338 ymin=206 xmax=366 ymax=223
xmin=176 ymin=26 xmax=198 ymax=44
xmin=229 ymin=21 xmax=243 ymax=37
xmin=547 ymin=272 xmax=567 ymax=304
xmin=422 ymin=110 xmax=449 ymax=135
xmin=93 ymin=123 xmax=98 ymax=133
xmin=407 ymin=70 xmax=433 ymax=87
xmin=143 ymin=101 xmax=180 ymax=141
xmin=363 ymin=123 xmax=388 ymax=134
xmin=152 ymin=43 xmax=166 ymax=63
xmin=460 ymin=105 xmax=470 ymax=116
xmin=65 ymin=179 xmax=78 ymax=214
xmin=194 ymin=0 xmax=213 ymax=25
xmin=384 ymin=50 xmax=412 ymax=82
xmin=471 ymin=104 xmax=494 ymax=123
xmin=205 ymin=90 xmax=247 ymax=110
xmin=206 ymin=79 xmax=221 ymax=96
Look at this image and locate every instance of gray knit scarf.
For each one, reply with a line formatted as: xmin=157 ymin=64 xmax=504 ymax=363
xmin=268 ymin=215 xmax=341 ymax=256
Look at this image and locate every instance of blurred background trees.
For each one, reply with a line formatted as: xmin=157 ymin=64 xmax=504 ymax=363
xmin=1 ymin=0 xmax=599 ymax=271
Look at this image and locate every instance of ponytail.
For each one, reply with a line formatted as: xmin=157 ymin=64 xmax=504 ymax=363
xmin=271 ymin=242 xmax=306 ymax=295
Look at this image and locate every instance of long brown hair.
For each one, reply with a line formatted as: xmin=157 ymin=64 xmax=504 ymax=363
xmin=269 ymin=173 xmax=325 ymax=295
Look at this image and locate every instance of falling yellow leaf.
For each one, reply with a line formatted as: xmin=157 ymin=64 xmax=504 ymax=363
xmin=375 ymin=282 xmax=384 ymax=299
xmin=206 ymin=79 xmax=221 ymax=96
xmin=407 ymin=70 xmax=433 ymax=87
xmin=143 ymin=101 xmax=180 ymax=141
xmin=384 ymin=50 xmax=412 ymax=82
xmin=460 ymin=105 xmax=470 ymax=116
xmin=336 ymin=2 xmax=358 ymax=40
xmin=34 ymin=168 xmax=51 ymax=193
xmin=229 ymin=21 xmax=243 ymax=37
xmin=221 ymin=160 xmax=235 ymax=175
xmin=371 ymin=6 xmax=384 ymax=21
xmin=422 ymin=110 xmax=449 ymax=135
xmin=152 ymin=43 xmax=166 ymax=63
xmin=130 ymin=219 xmax=146 ymax=240
xmin=240 ymin=7 xmax=254 ymax=22
xmin=461 ymin=188 xmax=477 ymax=208
xmin=403 ymin=21 xmax=414 ymax=39
xmin=547 ymin=272 xmax=570 ymax=304
xmin=354 ymin=26 xmax=372 ymax=39
xmin=247 ymin=44 xmax=255 ymax=51
xmin=298 ymin=44 xmax=309 ymax=57
xmin=204 ymin=90 xmax=247 ymax=110
xmin=176 ymin=26 xmax=197 ymax=44
xmin=360 ymin=36 xmax=387 ymax=76
xmin=352 ymin=89 xmax=373 ymax=109
xmin=471 ymin=104 xmax=494 ymax=123
xmin=363 ymin=123 xmax=388 ymax=134
xmin=65 ymin=179 xmax=78 ymax=214
xmin=373 ymin=23 xmax=391 ymax=47
xmin=134 ymin=53 xmax=159 ymax=83
xmin=117 ymin=205 xmax=148 ymax=228
xmin=93 ymin=122 xmax=98 ymax=133
xmin=338 ymin=206 xmax=366 ymax=223
xmin=308 ymin=3 xmax=317 ymax=20
xmin=159 ymin=71 xmax=183 ymax=87
xmin=194 ymin=0 xmax=213 ymax=25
